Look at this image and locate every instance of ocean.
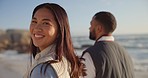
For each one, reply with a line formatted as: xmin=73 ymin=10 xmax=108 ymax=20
xmin=0 ymin=34 xmax=148 ymax=74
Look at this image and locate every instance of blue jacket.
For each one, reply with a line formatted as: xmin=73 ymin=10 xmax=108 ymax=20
xmin=31 ymin=63 xmax=58 ymax=78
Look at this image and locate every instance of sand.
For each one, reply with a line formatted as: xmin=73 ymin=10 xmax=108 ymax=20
xmin=0 ymin=59 xmax=23 ymax=78
xmin=0 ymin=53 xmax=148 ymax=78
xmin=0 ymin=52 xmax=28 ymax=78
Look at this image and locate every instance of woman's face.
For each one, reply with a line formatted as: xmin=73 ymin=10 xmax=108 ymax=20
xmin=30 ymin=8 xmax=58 ymax=51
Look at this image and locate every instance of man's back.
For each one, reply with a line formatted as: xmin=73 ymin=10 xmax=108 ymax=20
xmin=82 ymin=41 xmax=134 ymax=78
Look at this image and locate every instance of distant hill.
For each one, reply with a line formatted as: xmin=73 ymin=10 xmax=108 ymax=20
xmin=0 ymin=29 xmax=30 ymax=53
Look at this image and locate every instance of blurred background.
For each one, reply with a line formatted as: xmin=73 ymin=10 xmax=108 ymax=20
xmin=0 ymin=0 xmax=148 ymax=78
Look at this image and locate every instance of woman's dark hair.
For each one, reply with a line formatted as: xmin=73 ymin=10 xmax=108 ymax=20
xmin=94 ymin=11 xmax=117 ymax=34
xmin=30 ymin=3 xmax=83 ymax=77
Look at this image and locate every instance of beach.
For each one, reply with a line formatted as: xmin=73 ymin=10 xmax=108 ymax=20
xmin=0 ymin=51 xmax=28 ymax=78
xmin=0 ymin=51 xmax=148 ymax=78
xmin=0 ymin=58 xmax=22 ymax=78
xmin=1 ymin=34 xmax=148 ymax=78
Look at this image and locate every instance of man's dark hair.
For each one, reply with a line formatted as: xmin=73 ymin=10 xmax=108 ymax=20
xmin=94 ymin=11 xmax=117 ymax=34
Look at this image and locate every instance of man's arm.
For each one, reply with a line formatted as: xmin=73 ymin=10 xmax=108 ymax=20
xmin=82 ymin=52 xmax=96 ymax=78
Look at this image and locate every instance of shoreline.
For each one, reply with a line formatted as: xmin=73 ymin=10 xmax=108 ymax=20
xmin=0 ymin=52 xmax=148 ymax=78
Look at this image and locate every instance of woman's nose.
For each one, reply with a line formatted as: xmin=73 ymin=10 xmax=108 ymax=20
xmin=34 ymin=24 xmax=42 ymax=31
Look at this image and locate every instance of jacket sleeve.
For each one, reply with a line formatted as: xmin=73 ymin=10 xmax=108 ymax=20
xmin=30 ymin=63 xmax=58 ymax=78
xmin=82 ymin=52 xmax=96 ymax=78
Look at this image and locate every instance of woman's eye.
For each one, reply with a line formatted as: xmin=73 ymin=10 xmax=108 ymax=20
xmin=31 ymin=20 xmax=37 ymax=24
xmin=43 ymin=22 xmax=50 ymax=25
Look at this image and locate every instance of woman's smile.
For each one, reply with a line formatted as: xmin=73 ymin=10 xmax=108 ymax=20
xmin=34 ymin=34 xmax=44 ymax=38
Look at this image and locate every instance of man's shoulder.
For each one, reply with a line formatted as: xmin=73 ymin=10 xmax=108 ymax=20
xmin=82 ymin=41 xmax=120 ymax=57
xmin=81 ymin=43 xmax=102 ymax=58
xmin=84 ymin=41 xmax=107 ymax=52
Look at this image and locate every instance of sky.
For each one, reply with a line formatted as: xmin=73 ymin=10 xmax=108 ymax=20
xmin=0 ymin=0 xmax=148 ymax=36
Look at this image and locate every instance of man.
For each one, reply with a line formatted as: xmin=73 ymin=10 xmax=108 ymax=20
xmin=81 ymin=11 xmax=134 ymax=78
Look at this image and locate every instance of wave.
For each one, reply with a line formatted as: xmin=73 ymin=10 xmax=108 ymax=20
xmin=72 ymin=34 xmax=148 ymax=49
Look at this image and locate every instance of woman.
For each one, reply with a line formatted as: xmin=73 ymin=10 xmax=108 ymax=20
xmin=25 ymin=3 xmax=84 ymax=78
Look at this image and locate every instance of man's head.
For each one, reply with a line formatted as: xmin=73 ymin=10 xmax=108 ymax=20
xmin=89 ymin=11 xmax=117 ymax=40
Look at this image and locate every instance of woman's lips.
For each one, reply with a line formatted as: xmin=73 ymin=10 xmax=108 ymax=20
xmin=32 ymin=33 xmax=45 ymax=40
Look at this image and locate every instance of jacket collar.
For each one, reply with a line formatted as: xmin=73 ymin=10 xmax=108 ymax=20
xmin=34 ymin=44 xmax=56 ymax=64
xmin=24 ymin=44 xmax=57 ymax=78
xmin=97 ymin=35 xmax=114 ymax=42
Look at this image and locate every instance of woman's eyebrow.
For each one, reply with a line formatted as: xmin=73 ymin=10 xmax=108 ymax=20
xmin=42 ymin=18 xmax=51 ymax=21
xmin=32 ymin=17 xmax=51 ymax=21
xmin=32 ymin=17 xmax=37 ymax=20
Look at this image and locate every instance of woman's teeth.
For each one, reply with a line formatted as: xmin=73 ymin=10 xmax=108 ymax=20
xmin=34 ymin=34 xmax=44 ymax=38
